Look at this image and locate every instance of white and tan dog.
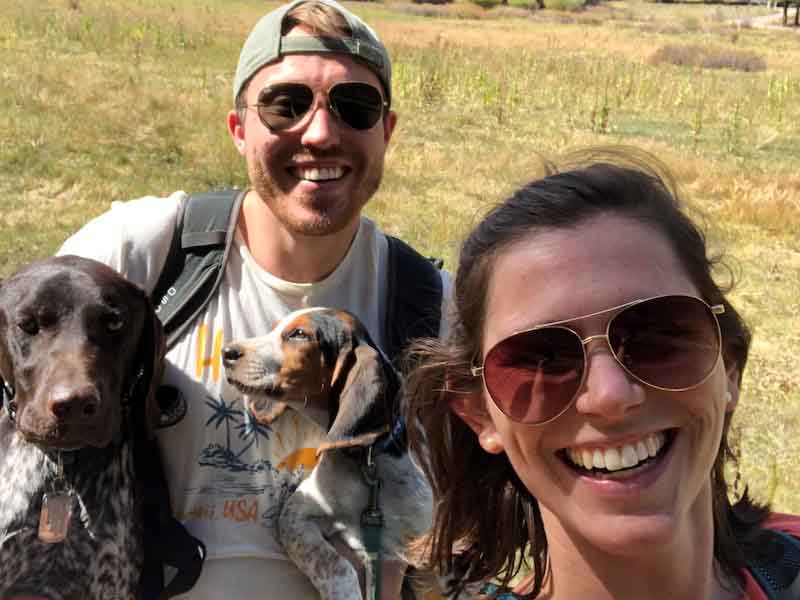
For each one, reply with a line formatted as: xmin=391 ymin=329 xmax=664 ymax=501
xmin=222 ymin=307 xmax=433 ymax=600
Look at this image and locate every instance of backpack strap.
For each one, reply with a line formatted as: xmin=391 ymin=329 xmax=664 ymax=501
xmin=152 ymin=189 xmax=245 ymax=350
xmin=383 ymin=235 xmax=443 ymax=363
xmin=748 ymin=529 xmax=800 ymax=600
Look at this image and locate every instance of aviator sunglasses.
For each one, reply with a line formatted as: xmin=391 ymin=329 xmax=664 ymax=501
xmin=471 ymin=294 xmax=724 ymax=425
xmin=251 ymin=81 xmax=388 ymax=132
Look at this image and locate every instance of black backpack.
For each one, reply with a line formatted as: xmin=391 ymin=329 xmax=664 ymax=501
xmin=150 ymin=189 xmax=443 ymax=357
xmin=748 ymin=528 xmax=800 ymax=600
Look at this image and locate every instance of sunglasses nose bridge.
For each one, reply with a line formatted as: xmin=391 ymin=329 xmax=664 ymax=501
xmin=580 ymin=332 xmax=636 ymax=385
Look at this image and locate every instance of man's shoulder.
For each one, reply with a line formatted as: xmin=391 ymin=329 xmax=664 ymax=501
xmin=58 ymin=191 xmax=188 ymax=291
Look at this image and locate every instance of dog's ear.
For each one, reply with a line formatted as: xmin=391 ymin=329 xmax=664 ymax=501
xmin=321 ymin=343 xmax=396 ymax=452
xmin=132 ymin=293 xmax=166 ymax=437
xmin=0 ymin=285 xmax=15 ymax=416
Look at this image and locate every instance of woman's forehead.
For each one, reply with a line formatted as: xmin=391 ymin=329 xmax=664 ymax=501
xmin=481 ymin=215 xmax=697 ymax=344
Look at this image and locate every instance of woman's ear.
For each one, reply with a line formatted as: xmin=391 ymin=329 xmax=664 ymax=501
xmin=724 ymin=363 xmax=741 ymax=414
xmin=448 ymin=390 xmax=505 ymax=455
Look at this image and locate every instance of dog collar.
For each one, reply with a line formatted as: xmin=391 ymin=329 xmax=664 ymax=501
xmin=2 ymin=381 xmax=16 ymax=423
xmin=374 ymin=417 xmax=406 ymax=456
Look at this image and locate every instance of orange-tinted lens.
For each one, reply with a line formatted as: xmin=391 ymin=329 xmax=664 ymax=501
xmin=608 ymin=295 xmax=720 ymax=390
xmin=482 ymin=326 xmax=584 ymax=424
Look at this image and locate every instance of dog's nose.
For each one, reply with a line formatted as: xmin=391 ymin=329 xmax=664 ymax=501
xmin=48 ymin=385 xmax=100 ymax=422
xmin=221 ymin=345 xmax=243 ymax=368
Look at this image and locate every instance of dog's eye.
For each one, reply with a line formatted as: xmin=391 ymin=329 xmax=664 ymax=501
xmin=17 ymin=317 xmax=39 ymax=335
xmin=287 ymin=328 xmax=311 ymax=341
xmin=106 ymin=316 xmax=124 ymax=332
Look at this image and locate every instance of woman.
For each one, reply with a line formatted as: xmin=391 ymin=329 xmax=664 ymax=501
xmin=405 ymin=147 xmax=800 ymax=600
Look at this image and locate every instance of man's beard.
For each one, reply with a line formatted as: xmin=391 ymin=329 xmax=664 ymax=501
xmin=249 ymin=150 xmax=384 ymax=238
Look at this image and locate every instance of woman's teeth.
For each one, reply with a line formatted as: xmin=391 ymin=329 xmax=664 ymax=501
xmin=293 ymin=166 xmax=344 ymax=181
xmin=566 ymin=431 xmax=667 ymax=472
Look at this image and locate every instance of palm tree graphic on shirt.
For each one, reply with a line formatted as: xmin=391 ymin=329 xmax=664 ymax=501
xmin=200 ymin=394 xmax=274 ymax=474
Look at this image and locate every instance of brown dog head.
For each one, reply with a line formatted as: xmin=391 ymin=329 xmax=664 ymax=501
xmin=0 ymin=255 xmax=164 ymax=449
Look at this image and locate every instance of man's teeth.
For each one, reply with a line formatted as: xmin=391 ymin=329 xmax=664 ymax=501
xmin=567 ymin=431 xmax=667 ymax=472
xmin=294 ymin=166 xmax=344 ymax=181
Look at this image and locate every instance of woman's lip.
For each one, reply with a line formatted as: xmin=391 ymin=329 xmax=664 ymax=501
xmin=559 ymin=430 xmax=678 ymax=494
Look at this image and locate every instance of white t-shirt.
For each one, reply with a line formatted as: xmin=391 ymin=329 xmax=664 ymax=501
xmin=58 ymin=191 xmax=452 ymax=599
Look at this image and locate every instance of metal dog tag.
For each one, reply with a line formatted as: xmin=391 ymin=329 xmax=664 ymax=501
xmin=38 ymin=491 xmax=73 ymax=544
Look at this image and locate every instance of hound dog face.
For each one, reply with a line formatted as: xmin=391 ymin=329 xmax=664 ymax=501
xmin=223 ymin=308 xmax=401 ymax=451
xmin=0 ymin=255 xmax=164 ymax=449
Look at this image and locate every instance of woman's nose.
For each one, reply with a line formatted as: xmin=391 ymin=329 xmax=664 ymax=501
xmin=573 ymin=344 xmax=645 ymax=421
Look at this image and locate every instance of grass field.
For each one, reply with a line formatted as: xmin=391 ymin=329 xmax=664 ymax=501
xmin=1 ymin=0 xmax=798 ymax=512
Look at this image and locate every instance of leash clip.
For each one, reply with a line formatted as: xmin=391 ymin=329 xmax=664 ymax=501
xmin=360 ymin=444 xmax=384 ymax=600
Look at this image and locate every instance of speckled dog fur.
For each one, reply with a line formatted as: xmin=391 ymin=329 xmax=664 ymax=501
xmin=0 ymin=433 xmax=141 ymax=599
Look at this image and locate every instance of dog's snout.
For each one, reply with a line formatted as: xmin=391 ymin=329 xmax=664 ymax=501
xmin=48 ymin=385 xmax=101 ymax=422
xmin=221 ymin=345 xmax=244 ymax=368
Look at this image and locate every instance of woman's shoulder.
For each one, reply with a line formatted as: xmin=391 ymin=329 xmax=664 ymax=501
xmin=478 ymin=582 xmax=527 ymax=599
xmin=742 ymin=512 xmax=800 ymax=600
xmin=763 ymin=512 xmax=800 ymax=537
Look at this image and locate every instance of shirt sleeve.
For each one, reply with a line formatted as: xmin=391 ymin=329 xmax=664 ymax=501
xmin=57 ymin=191 xmax=187 ymax=293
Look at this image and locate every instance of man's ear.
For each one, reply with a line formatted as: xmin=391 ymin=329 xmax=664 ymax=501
xmin=227 ymin=110 xmax=246 ymax=156
xmin=383 ymin=110 xmax=397 ymax=145
xmin=725 ymin=363 xmax=741 ymax=414
xmin=448 ymin=388 xmax=504 ymax=455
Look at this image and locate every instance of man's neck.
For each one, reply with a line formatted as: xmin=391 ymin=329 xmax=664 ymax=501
xmin=238 ymin=190 xmax=360 ymax=283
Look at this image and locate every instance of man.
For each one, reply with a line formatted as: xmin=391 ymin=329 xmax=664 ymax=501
xmin=59 ymin=1 xmax=450 ymax=597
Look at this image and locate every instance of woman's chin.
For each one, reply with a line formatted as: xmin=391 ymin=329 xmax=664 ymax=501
xmin=569 ymin=512 xmax=682 ymax=557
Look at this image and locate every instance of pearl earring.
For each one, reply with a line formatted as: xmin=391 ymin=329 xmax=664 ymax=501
xmin=480 ymin=433 xmax=503 ymax=454
xmin=725 ymin=391 xmax=732 ymax=404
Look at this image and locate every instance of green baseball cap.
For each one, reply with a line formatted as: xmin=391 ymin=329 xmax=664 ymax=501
xmin=233 ymin=0 xmax=392 ymax=106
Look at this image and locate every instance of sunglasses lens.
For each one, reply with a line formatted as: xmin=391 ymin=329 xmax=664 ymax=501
xmin=483 ymin=327 xmax=584 ymax=423
xmin=609 ymin=295 xmax=721 ymax=390
xmin=329 ymin=82 xmax=384 ymax=130
xmin=257 ymin=84 xmax=314 ymax=131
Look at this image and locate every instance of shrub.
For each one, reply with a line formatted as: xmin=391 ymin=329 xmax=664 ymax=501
xmin=544 ymin=0 xmax=588 ymax=11
xmin=466 ymin=0 xmax=504 ymax=9
xmin=649 ymin=44 xmax=767 ymax=73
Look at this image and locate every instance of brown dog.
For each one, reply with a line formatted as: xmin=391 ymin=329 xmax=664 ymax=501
xmin=0 ymin=255 xmax=165 ymax=599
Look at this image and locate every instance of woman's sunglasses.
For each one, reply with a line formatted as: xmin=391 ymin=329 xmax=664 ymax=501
xmin=471 ymin=294 xmax=724 ymax=425
xmin=252 ymin=81 xmax=388 ymax=132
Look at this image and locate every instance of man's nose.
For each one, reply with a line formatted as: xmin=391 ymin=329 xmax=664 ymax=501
xmin=300 ymin=103 xmax=341 ymax=150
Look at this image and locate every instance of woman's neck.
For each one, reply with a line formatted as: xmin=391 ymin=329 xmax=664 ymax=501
xmin=531 ymin=498 xmax=743 ymax=600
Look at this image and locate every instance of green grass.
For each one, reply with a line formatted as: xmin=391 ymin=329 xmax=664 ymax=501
xmin=1 ymin=0 xmax=799 ymax=512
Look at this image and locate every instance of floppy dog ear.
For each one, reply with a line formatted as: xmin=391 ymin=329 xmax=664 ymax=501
xmin=0 ymin=306 xmax=12 ymax=417
xmin=0 ymin=284 xmax=17 ymax=417
xmin=131 ymin=294 xmax=166 ymax=437
xmin=320 ymin=343 xmax=397 ymax=453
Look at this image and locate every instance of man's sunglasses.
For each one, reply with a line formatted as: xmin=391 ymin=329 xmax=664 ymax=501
xmin=471 ymin=295 xmax=724 ymax=425
xmin=252 ymin=81 xmax=388 ymax=132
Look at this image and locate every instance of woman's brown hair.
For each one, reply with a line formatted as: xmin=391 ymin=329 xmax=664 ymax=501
xmin=404 ymin=146 xmax=768 ymax=598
